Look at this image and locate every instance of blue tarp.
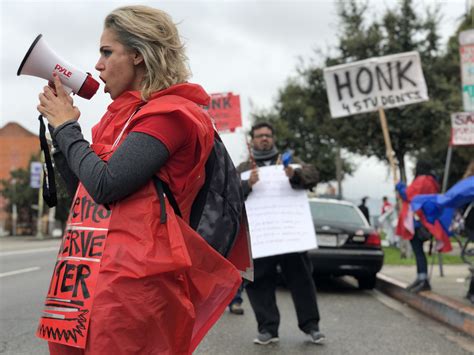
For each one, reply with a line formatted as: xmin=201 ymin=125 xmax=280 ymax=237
xmin=411 ymin=176 xmax=474 ymax=234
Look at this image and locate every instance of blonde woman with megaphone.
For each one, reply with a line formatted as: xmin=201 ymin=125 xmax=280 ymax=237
xmin=36 ymin=5 xmax=241 ymax=354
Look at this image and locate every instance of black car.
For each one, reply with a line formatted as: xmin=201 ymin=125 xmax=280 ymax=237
xmin=307 ymin=197 xmax=384 ymax=289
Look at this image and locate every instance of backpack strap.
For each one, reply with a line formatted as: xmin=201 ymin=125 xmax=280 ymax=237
xmin=215 ymin=132 xmax=230 ymax=206
xmin=152 ymin=176 xmax=182 ymax=224
xmin=153 ymin=131 xmax=219 ymax=226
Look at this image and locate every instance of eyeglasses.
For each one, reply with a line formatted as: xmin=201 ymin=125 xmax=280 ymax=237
xmin=253 ymin=134 xmax=273 ymax=139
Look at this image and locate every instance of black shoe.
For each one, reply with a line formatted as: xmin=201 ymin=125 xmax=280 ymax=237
xmin=406 ymin=279 xmax=422 ymax=291
xmin=253 ymin=332 xmax=279 ymax=345
xmin=229 ymin=303 xmax=244 ymax=315
xmin=410 ymin=280 xmax=431 ymax=293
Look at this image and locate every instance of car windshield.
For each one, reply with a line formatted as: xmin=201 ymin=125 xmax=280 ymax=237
xmin=310 ymin=201 xmax=367 ymax=226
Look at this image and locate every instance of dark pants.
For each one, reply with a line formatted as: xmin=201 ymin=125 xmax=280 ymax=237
xmin=410 ymin=229 xmax=428 ymax=275
xmin=245 ymin=252 xmax=320 ymax=337
xmin=229 ymin=282 xmax=243 ymax=306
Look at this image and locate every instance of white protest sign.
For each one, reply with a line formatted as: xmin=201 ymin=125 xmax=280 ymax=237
xmin=451 ymin=112 xmax=474 ymax=146
xmin=324 ymin=51 xmax=428 ymax=118
xmin=242 ymin=165 xmax=317 ymax=259
xmin=460 ymin=30 xmax=474 ymax=112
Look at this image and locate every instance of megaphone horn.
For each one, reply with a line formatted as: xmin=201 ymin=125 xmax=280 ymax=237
xmin=17 ymin=34 xmax=99 ymax=100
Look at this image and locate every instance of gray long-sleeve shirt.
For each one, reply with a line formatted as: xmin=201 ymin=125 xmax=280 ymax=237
xmin=51 ymin=121 xmax=170 ymax=205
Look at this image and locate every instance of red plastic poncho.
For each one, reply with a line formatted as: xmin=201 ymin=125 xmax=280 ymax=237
xmin=44 ymin=83 xmax=242 ymax=354
xmin=396 ymin=175 xmax=452 ymax=252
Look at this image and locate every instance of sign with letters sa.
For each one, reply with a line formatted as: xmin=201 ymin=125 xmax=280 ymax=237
xmin=450 ymin=112 xmax=474 ymax=146
xmin=324 ymin=51 xmax=428 ymax=118
xmin=205 ymin=92 xmax=242 ymax=132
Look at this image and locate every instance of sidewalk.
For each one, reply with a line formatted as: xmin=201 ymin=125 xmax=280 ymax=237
xmin=377 ymin=264 xmax=474 ymax=337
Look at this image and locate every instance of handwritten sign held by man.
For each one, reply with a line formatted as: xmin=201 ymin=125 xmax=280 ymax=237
xmin=242 ymin=165 xmax=317 ymax=259
xmin=324 ymin=51 xmax=428 ymax=118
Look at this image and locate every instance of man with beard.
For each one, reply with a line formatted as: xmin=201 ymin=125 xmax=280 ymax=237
xmin=237 ymin=122 xmax=325 ymax=345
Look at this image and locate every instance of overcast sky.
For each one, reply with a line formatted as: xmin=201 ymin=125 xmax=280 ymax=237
xmin=0 ymin=0 xmax=468 ymax=210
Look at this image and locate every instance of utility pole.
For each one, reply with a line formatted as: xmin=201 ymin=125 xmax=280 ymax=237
xmin=336 ymin=147 xmax=343 ymax=199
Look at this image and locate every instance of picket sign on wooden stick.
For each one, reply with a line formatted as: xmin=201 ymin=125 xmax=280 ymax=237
xmin=377 ymin=107 xmax=398 ymax=185
xmin=323 ymin=52 xmax=429 ymax=261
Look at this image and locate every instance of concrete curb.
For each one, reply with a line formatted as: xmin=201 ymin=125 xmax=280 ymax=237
xmin=376 ymin=273 xmax=474 ymax=337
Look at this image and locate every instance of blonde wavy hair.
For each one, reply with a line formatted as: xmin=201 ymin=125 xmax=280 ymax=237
xmin=104 ymin=5 xmax=191 ymax=100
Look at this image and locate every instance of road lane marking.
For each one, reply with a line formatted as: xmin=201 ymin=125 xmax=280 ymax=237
xmin=0 ymin=246 xmax=58 ymax=257
xmin=0 ymin=266 xmax=41 ymax=278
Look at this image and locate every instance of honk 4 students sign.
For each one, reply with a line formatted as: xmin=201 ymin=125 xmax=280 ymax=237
xmin=324 ymin=51 xmax=428 ymax=118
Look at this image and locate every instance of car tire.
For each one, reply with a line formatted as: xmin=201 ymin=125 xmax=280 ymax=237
xmin=357 ymin=274 xmax=377 ymax=290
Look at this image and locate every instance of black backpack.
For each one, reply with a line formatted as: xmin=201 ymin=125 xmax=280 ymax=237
xmin=154 ymin=132 xmax=245 ymax=257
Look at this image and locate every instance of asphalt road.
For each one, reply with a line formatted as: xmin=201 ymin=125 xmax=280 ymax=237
xmin=1 ymin=241 xmax=473 ymax=354
xmin=0 ymin=241 xmax=58 ymax=354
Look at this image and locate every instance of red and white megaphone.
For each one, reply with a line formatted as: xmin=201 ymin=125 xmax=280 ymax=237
xmin=17 ymin=34 xmax=99 ymax=99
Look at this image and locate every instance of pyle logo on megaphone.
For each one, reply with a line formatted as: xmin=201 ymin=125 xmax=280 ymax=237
xmin=17 ymin=34 xmax=99 ymax=100
xmin=54 ymin=64 xmax=73 ymax=78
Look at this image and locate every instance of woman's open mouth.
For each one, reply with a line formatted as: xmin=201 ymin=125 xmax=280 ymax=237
xmin=99 ymin=76 xmax=108 ymax=93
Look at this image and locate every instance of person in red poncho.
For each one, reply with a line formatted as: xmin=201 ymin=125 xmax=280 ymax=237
xmin=35 ymin=5 xmax=241 ymax=354
xmin=396 ymin=160 xmax=451 ymax=293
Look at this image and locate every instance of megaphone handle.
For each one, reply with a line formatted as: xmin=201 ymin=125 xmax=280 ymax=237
xmin=48 ymin=80 xmax=73 ymax=95
xmin=38 ymin=115 xmax=57 ymax=207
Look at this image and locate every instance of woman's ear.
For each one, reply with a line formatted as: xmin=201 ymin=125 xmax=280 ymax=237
xmin=133 ymin=51 xmax=144 ymax=66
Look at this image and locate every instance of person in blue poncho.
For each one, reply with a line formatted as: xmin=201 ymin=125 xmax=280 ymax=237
xmin=411 ymin=161 xmax=474 ymax=303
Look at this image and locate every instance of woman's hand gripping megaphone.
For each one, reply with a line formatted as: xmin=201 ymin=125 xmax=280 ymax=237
xmin=37 ymin=71 xmax=81 ymax=128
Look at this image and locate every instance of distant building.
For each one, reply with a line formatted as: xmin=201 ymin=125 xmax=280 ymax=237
xmin=0 ymin=122 xmax=40 ymax=233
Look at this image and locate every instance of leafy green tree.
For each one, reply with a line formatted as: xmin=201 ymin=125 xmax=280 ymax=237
xmin=422 ymin=6 xmax=474 ymax=185
xmin=0 ymin=166 xmax=37 ymax=233
xmin=254 ymin=0 xmax=473 ymax=185
xmin=327 ymin=0 xmax=455 ymax=182
xmin=0 ymin=155 xmax=72 ymax=234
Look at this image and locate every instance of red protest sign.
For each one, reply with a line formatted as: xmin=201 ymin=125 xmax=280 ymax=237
xmin=37 ymin=184 xmax=112 ymax=348
xmin=206 ymin=92 xmax=242 ymax=132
